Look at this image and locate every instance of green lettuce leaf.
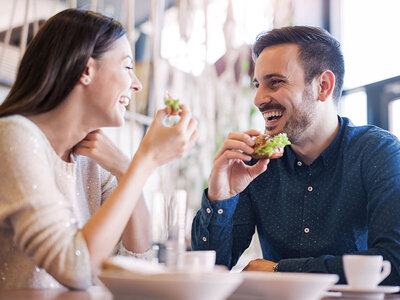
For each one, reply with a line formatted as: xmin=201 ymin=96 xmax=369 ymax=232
xmin=254 ymin=133 xmax=291 ymax=156
xmin=164 ymin=97 xmax=180 ymax=112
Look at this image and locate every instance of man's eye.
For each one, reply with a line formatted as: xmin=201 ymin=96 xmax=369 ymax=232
xmin=253 ymin=82 xmax=259 ymax=88
xmin=270 ymin=79 xmax=283 ymax=86
xmin=126 ymin=66 xmax=133 ymax=70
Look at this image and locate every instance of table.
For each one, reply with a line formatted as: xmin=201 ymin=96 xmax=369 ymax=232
xmin=0 ymin=287 xmax=400 ymax=300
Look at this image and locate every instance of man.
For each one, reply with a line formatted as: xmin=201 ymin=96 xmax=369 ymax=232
xmin=191 ymin=26 xmax=400 ymax=284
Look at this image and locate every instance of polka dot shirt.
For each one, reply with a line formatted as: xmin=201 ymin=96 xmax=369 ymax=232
xmin=192 ymin=116 xmax=400 ymax=285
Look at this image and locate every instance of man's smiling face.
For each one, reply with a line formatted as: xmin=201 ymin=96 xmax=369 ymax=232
xmin=252 ymin=43 xmax=318 ymax=143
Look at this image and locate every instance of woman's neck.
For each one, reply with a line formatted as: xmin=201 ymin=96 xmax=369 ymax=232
xmin=27 ymin=99 xmax=94 ymax=162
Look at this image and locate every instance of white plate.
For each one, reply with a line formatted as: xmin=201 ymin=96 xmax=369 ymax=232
xmin=330 ymin=284 xmax=399 ymax=299
xmin=230 ymin=272 xmax=339 ymax=300
xmin=99 ymin=269 xmax=243 ymax=300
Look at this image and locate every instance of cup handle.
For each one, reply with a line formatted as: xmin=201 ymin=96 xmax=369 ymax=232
xmin=379 ymin=260 xmax=391 ymax=284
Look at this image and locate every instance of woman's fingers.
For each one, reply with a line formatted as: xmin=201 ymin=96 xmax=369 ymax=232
xmin=175 ymin=104 xmax=191 ymax=129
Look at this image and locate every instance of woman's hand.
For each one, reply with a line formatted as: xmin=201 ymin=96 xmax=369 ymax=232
xmin=73 ymin=129 xmax=130 ymax=181
xmin=137 ymin=104 xmax=199 ymax=167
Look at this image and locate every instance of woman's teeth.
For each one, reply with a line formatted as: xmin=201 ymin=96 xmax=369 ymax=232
xmin=119 ymin=96 xmax=130 ymax=106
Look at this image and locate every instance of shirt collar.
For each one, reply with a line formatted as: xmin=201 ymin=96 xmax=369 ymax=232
xmin=320 ymin=115 xmax=347 ymax=168
xmin=285 ymin=115 xmax=347 ymax=170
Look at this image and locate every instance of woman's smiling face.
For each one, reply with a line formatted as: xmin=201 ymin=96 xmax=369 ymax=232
xmin=85 ymin=35 xmax=142 ymax=128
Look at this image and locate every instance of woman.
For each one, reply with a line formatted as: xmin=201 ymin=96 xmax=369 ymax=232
xmin=0 ymin=9 xmax=198 ymax=290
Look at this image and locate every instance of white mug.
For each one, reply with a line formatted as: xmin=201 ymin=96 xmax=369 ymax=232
xmin=184 ymin=250 xmax=216 ymax=272
xmin=343 ymin=255 xmax=391 ymax=289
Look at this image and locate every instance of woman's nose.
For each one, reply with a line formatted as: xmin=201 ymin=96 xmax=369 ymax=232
xmin=130 ymin=74 xmax=143 ymax=92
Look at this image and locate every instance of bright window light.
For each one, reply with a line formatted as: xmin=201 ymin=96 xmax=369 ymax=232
xmin=340 ymin=0 xmax=400 ymax=89
xmin=338 ymin=90 xmax=368 ymax=126
xmin=160 ymin=0 xmax=272 ymax=76
xmin=389 ymin=99 xmax=400 ymax=139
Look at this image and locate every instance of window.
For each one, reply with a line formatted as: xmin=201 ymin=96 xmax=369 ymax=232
xmin=338 ymin=90 xmax=367 ymax=126
xmin=332 ymin=0 xmax=400 ymax=89
xmin=389 ymin=98 xmax=400 ymax=139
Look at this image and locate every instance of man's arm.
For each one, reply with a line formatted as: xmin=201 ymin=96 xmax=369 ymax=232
xmin=191 ymin=188 xmax=256 ymax=269
xmin=243 ymin=131 xmax=400 ymax=285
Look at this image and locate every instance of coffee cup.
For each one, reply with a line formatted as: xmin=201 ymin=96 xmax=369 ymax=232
xmin=343 ymin=255 xmax=391 ymax=289
xmin=184 ymin=250 xmax=216 ymax=272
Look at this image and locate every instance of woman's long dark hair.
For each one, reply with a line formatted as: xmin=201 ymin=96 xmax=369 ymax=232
xmin=0 ymin=9 xmax=126 ymax=117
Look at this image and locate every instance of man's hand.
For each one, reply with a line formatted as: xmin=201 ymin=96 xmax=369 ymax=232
xmin=243 ymin=258 xmax=278 ymax=272
xmin=207 ymin=129 xmax=270 ymax=201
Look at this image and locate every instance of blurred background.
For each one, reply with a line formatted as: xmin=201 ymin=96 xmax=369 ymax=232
xmin=1 ymin=0 xmax=400 ymax=269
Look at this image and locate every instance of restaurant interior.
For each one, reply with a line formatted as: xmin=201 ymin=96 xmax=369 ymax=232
xmin=1 ymin=0 xmax=400 ymax=299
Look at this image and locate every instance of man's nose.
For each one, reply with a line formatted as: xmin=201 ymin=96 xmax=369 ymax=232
xmin=254 ymin=87 xmax=271 ymax=109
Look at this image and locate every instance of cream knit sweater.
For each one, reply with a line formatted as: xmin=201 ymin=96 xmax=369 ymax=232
xmin=0 ymin=115 xmax=119 ymax=290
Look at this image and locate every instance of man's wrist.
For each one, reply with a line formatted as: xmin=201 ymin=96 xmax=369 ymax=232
xmin=273 ymin=262 xmax=279 ymax=272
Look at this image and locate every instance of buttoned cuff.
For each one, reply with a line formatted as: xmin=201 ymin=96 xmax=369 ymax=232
xmin=200 ymin=189 xmax=239 ymax=225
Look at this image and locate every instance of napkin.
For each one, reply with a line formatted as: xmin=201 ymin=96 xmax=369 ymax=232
xmin=102 ymin=255 xmax=167 ymax=275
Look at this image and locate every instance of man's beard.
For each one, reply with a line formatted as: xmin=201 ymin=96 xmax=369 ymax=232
xmin=266 ymin=85 xmax=317 ymax=144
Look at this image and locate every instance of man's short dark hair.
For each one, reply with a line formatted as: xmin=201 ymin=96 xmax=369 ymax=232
xmin=252 ymin=26 xmax=345 ymax=102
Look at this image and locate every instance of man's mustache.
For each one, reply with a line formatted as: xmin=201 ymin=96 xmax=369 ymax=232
xmin=258 ymin=102 xmax=285 ymax=113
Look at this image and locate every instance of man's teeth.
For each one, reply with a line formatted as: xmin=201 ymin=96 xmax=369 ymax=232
xmin=119 ymin=97 xmax=130 ymax=106
xmin=263 ymin=111 xmax=283 ymax=120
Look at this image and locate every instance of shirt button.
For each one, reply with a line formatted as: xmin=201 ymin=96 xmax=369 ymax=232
xmin=217 ymin=209 xmax=223 ymax=214
xmin=202 ymin=237 xmax=207 ymax=242
xmin=307 ymin=186 xmax=313 ymax=192
xmin=297 ymin=161 xmax=302 ymax=166
xmin=304 ymin=228 xmax=310 ymax=233
xmin=206 ymin=208 xmax=211 ymax=214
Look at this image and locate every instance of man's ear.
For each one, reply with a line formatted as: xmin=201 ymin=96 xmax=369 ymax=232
xmin=316 ymin=70 xmax=335 ymax=102
xmin=80 ymin=57 xmax=96 ymax=86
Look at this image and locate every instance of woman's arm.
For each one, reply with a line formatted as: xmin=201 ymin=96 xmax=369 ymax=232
xmin=74 ymin=129 xmax=152 ymax=253
xmin=76 ymin=105 xmax=198 ymax=269
xmin=121 ymin=194 xmax=151 ymax=253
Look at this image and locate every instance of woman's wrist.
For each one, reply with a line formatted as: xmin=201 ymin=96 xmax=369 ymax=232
xmin=131 ymin=147 xmax=159 ymax=175
xmin=112 ymin=155 xmax=131 ymax=181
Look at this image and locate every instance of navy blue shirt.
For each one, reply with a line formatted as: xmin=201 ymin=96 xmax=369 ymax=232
xmin=192 ymin=116 xmax=400 ymax=285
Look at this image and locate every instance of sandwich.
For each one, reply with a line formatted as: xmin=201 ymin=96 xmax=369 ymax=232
xmin=164 ymin=93 xmax=180 ymax=116
xmin=252 ymin=133 xmax=291 ymax=159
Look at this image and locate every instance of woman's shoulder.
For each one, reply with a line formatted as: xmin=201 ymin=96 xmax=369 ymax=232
xmin=0 ymin=115 xmax=51 ymax=156
xmin=0 ymin=115 xmax=39 ymax=137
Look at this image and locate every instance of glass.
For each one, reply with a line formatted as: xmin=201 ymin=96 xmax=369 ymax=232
xmin=151 ymin=190 xmax=187 ymax=269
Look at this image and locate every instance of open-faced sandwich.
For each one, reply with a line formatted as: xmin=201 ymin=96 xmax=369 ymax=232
xmin=252 ymin=133 xmax=291 ymax=159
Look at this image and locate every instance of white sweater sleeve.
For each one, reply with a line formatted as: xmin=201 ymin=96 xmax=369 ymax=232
xmin=0 ymin=117 xmax=92 ymax=289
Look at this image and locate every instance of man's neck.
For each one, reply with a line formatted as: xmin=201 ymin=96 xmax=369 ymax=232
xmin=290 ymin=112 xmax=340 ymax=165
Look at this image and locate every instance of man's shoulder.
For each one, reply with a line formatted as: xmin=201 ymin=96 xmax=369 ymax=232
xmin=343 ymin=119 xmax=400 ymax=157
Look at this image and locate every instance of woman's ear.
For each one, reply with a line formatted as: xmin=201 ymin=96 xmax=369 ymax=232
xmin=317 ymin=70 xmax=335 ymax=102
xmin=80 ymin=57 xmax=95 ymax=86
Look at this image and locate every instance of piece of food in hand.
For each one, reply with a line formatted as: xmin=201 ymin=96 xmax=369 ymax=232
xmin=164 ymin=93 xmax=180 ymax=116
xmin=252 ymin=133 xmax=291 ymax=159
